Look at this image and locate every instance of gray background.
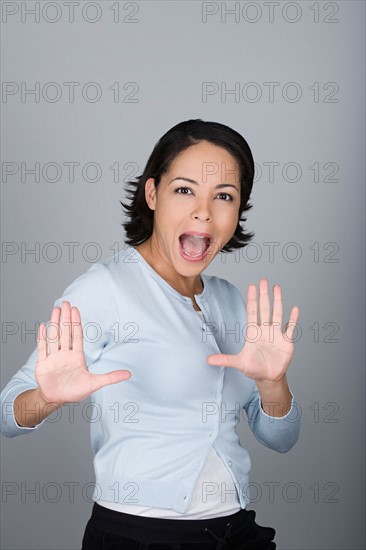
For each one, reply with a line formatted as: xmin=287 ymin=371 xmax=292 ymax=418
xmin=1 ymin=1 xmax=365 ymax=548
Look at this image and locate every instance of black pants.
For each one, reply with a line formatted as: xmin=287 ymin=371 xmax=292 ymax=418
xmin=81 ymin=501 xmax=276 ymax=549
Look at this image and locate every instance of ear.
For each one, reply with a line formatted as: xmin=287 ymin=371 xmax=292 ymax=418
xmin=145 ymin=178 xmax=157 ymax=211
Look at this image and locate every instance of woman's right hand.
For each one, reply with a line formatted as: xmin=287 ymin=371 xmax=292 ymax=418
xmin=35 ymin=301 xmax=131 ymax=406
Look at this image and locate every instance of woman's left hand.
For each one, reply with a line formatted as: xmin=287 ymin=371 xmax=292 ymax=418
xmin=207 ymin=278 xmax=299 ymax=383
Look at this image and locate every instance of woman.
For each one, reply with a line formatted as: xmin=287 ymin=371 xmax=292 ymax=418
xmin=0 ymin=120 xmax=300 ymax=549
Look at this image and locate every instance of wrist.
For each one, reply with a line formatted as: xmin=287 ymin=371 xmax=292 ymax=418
xmin=256 ymin=376 xmax=293 ymax=418
xmin=256 ymin=376 xmax=289 ymax=393
xmin=36 ymin=387 xmax=64 ymax=410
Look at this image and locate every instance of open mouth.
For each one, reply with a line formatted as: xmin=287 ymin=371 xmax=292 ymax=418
xmin=178 ymin=233 xmax=211 ymax=260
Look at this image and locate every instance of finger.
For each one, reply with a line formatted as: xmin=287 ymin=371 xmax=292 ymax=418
xmin=48 ymin=307 xmax=61 ymax=354
xmin=272 ymin=284 xmax=283 ymax=328
xmin=37 ymin=323 xmax=48 ymax=360
xmin=207 ymin=353 xmax=241 ymax=370
xmin=90 ymin=370 xmax=131 ymax=393
xmin=60 ymin=301 xmax=72 ymax=352
xmin=70 ymin=306 xmax=84 ymax=354
xmin=259 ymin=278 xmax=271 ymax=325
xmin=284 ymin=306 xmax=300 ymax=341
xmin=246 ymin=284 xmax=257 ymax=325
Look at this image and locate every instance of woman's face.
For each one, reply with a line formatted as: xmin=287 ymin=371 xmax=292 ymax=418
xmin=144 ymin=140 xmax=241 ymax=278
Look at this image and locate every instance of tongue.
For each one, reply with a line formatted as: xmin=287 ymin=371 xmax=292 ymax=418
xmin=180 ymin=235 xmax=209 ymax=256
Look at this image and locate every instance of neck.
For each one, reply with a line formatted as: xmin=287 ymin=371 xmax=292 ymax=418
xmin=134 ymin=240 xmax=203 ymax=299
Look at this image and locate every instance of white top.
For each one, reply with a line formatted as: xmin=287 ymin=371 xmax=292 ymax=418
xmin=98 ymin=309 xmax=242 ymax=519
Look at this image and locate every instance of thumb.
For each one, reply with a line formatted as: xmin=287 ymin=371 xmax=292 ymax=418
xmin=207 ymin=353 xmax=241 ymax=370
xmin=91 ymin=370 xmax=131 ymax=393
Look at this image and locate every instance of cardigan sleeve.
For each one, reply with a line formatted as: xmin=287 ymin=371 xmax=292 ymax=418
xmin=0 ymin=262 xmax=119 ymax=438
xmin=244 ymin=383 xmax=301 ymax=453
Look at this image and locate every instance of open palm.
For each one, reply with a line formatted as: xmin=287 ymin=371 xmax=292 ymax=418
xmin=207 ymin=279 xmax=299 ymax=383
xmin=36 ymin=301 xmax=131 ymax=405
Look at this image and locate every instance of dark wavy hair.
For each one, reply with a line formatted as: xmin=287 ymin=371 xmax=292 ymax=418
xmin=121 ymin=119 xmax=255 ymax=252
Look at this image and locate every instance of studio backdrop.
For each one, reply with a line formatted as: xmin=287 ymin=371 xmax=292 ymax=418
xmin=1 ymin=1 xmax=365 ymax=549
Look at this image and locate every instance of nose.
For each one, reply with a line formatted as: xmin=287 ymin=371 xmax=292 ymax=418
xmin=191 ymin=200 xmax=212 ymax=222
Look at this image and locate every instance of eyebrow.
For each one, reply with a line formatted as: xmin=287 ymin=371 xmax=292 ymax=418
xmin=168 ymin=177 xmax=239 ymax=192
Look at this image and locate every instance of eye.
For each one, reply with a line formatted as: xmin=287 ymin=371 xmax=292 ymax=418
xmin=175 ymin=186 xmax=193 ymax=195
xmin=217 ymin=192 xmax=233 ymax=201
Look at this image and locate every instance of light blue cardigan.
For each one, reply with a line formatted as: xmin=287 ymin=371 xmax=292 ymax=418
xmin=0 ymin=245 xmax=300 ymax=513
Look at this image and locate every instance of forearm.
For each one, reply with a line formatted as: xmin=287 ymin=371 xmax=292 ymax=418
xmin=14 ymin=388 xmax=63 ymax=428
xmin=246 ymin=377 xmax=300 ymax=453
xmin=256 ymin=375 xmax=293 ymax=417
